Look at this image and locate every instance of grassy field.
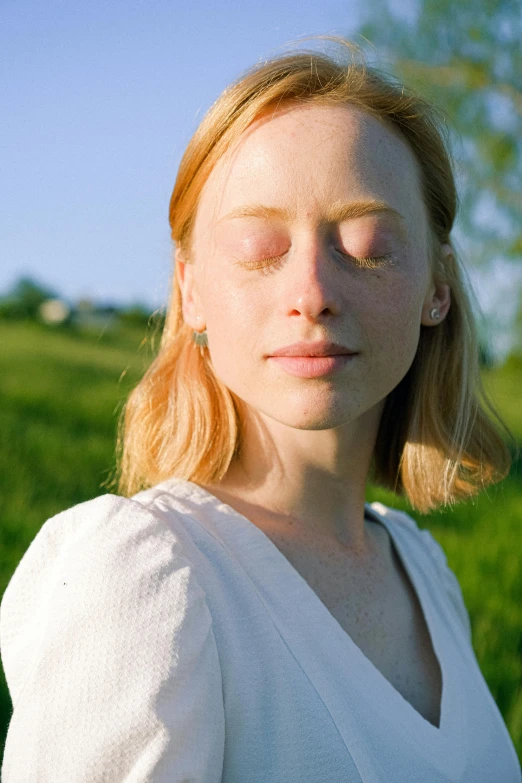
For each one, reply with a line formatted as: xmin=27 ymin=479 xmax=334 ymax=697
xmin=1 ymin=319 xmax=521 ymax=765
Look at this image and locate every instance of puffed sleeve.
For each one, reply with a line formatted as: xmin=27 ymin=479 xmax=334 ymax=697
xmin=0 ymin=494 xmax=225 ymax=782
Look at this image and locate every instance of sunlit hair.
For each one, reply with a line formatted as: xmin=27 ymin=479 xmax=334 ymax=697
xmin=113 ymin=38 xmax=513 ymax=513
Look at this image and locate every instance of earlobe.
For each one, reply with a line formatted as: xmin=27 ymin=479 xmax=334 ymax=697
xmin=421 ymin=242 xmax=453 ymax=327
xmin=421 ymin=281 xmax=451 ymax=327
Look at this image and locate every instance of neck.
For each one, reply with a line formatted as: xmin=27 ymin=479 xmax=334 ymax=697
xmin=203 ymin=399 xmax=385 ymax=557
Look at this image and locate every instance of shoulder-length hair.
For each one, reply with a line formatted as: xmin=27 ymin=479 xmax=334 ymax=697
xmin=112 ymin=39 xmax=513 ymax=513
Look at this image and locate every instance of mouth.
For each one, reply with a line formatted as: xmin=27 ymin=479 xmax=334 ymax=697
xmin=268 ymin=340 xmax=357 ymax=358
xmin=267 ymin=353 xmax=357 ymax=378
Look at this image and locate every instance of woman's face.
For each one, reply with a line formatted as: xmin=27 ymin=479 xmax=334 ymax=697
xmin=178 ymin=103 xmax=449 ymax=430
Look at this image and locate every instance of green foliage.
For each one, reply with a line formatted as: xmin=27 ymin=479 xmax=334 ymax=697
xmin=118 ymin=302 xmax=163 ymax=328
xmin=0 ymin=322 xmax=521 ymax=764
xmin=0 ymin=276 xmax=162 ymax=336
xmin=358 ymin=0 xmax=522 ymax=356
xmin=0 ymin=276 xmax=61 ymax=320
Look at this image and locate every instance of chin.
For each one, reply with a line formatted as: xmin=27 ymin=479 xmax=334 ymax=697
xmin=266 ymin=401 xmax=359 ymax=431
xmin=233 ymin=385 xmax=367 ymax=431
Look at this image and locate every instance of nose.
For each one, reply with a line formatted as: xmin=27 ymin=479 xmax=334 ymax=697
xmin=283 ymin=238 xmax=342 ymax=321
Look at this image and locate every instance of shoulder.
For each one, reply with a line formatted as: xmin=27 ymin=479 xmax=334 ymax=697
xmin=0 ymin=491 xmax=226 ymax=779
xmin=1 ymin=492 xmax=201 ymax=616
xmin=368 ymin=501 xmax=473 ymax=644
xmin=368 ymin=501 xmax=450 ymax=574
xmin=369 ymin=500 xmax=449 ymax=569
xmin=0 ymin=492 xmax=212 ymax=707
xmin=4 ymin=491 xmax=196 ymax=579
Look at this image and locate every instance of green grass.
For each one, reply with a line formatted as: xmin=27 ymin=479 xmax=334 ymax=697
xmin=1 ymin=320 xmax=521 ymax=765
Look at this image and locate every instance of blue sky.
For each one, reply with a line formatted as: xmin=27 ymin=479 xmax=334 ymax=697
xmin=2 ymin=0 xmax=520 ymax=361
xmin=1 ymin=0 xmax=367 ymax=309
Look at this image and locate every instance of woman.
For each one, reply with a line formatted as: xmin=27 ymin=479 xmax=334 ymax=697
xmin=1 ymin=41 xmax=520 ymax=782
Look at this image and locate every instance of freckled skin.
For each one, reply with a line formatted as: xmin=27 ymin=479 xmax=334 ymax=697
xmin=177 ymin=103 xmax=451 ymax=549
xmin=177 ymin=103 xmax=448 ymax=727
xmin=182 ymin=105 xmax=437 ymax=431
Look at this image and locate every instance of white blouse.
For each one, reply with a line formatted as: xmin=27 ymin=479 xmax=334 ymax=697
xmin=1 ymin=477 xmax=520 ymax=782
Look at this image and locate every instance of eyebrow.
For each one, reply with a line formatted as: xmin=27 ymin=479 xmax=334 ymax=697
xmin=218 ymin=199 xmax=406 ymax=225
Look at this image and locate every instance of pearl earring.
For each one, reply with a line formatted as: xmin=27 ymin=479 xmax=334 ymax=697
xmin=429 ymin=308 xmax=441 ymax=320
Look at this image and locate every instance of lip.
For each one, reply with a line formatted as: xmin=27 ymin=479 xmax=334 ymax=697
xmin=268 ymin=354 xmax=356 ymax=378
xmin=268 ymin=340 xmax=357 ymax=357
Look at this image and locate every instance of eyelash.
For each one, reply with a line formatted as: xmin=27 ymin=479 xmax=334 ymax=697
xmin=240 ymin=251 xmax=395 ymax=275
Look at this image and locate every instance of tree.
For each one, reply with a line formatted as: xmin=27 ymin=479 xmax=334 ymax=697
xmin=0 ymin=276 xmax=60 ymax=320
xmin=357 ymin=0 xmax=522 ymax=357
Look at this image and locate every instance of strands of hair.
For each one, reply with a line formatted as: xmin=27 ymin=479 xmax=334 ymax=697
xmin=108 ymin=37 xmax=514 ymax=513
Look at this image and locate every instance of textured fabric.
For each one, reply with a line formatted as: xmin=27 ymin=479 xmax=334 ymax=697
xmin=1 ymin=494 xmax=225 ymax=782
xmin=1 ymin=478 xmax=520 ymax=782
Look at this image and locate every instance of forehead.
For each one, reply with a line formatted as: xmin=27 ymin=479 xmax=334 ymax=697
xmin=194 ymin=102 xmax=427 ymax=234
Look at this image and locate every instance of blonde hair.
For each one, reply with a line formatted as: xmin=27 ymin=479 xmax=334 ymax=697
xmin=112 ymin=39 xmax=514 ymax=512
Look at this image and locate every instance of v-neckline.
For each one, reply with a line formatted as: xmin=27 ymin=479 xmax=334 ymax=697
xmin=158 ymin=479 xmax=467 ymax=778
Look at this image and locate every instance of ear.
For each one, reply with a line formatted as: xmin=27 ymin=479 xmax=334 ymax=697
xmin=420 ymin=243 xmax=452 ymax=327
xmin=176 ymin=247 xmax=205 ymax=331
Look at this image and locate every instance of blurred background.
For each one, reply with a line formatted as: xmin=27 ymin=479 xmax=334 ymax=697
xmin=1 ymin=0 xmax=521 ymax=766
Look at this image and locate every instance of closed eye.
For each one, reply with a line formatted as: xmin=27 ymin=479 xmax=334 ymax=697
xmin=337 ymin=250 xmax=396 ymax=269
xmin=233 ymin=254 xmax=286 ymax=275
xmin=234 ymin=250 xmax=396 ymax=274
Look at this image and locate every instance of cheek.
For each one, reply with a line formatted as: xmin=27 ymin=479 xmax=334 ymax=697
xmin=364 ymin=277 xmax=426 ymax=372
xmin=206 ymin=277 xmax=262 ymax=326
xmin=200 ymin=280 xmax=267 ymax=380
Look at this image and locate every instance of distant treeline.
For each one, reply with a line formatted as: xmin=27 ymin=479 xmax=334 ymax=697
xmin=0 ymin=276 xmax=164 ymax=330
